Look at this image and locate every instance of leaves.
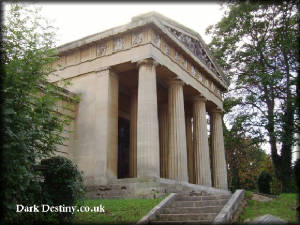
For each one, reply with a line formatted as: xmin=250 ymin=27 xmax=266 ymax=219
xmin=208 ymin=1 xmax=299 ymax=192
xmin=2 ymin=3 xmax=77 ymax=222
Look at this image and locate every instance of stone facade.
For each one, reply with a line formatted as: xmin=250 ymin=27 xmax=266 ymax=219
xmin=50 ymin=12 xmax=229 ymax=191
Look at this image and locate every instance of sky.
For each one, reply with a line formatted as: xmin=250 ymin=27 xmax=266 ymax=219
xmin=4 ymin=2 xmax=227 ymax=46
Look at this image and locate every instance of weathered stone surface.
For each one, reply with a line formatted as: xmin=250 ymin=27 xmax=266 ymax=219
xmin=213 ymin=189 xmax=245 ymax=224
xmin=210 ymin=108 xmax=228 ymax=190
xmin=147 ymin=191 xmax=231 ymax=224
xmin=137 ymin=193 xmax=177 ymax=224
xmin=137 ymin=59 xmax=160 ymax=178
xmin=193 ymin=95 xmax=212 ymax=186
xmin=249 ymin=214 xmax=287 ymax=224
xmin=167 ymin=79 xmax=188 ymax=182
xmin=50 ymin=12 xmax=229 ymax=194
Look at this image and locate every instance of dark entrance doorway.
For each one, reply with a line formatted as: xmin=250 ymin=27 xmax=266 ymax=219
xmin=118 ymin=117 xmax=130 ymax=178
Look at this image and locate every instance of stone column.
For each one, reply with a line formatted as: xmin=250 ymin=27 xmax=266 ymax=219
xmin=159 ymin=103 xmax=168 ymax=178
xmin=185 ymin=111 xmax=194 ymax=183
xmin=210 ymin=108 xmax=228 ymax=189
xmin=80 ymin=67 xmax=118 ymax=185
xmin=193 ymin=95 xmax=212 ymax=186
xmin=129 ymin=90 xmax=137 ymax=178
xmin=168 ymin=79 xmax=188 ymax=182
xmin=105 ymin=69 xmax=119 ymax=181
xmin=136 ymin=59 xmax=160 ymax=178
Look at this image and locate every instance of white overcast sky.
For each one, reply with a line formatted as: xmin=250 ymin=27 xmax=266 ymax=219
xmin=4 ymin=2 xmax=227 ymax=46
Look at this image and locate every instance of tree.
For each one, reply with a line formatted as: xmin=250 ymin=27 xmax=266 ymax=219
xmin=223 ymin=97 xmax=267 ymax=191
xmin=207 ymin=1 xmax=299 ymax=192
xmin=1 ymin=4 xmax=75 ymax=222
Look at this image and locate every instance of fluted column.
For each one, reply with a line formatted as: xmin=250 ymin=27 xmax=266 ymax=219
xmin=136 ymin=59 xmax=160 ymax=178
xmin=185 ymin=111 xmax=194 ymax=183
xmin=129 ymin=90 xmax=137 ymax=178
xmin=210 ymin=108 xmax=228 ymax=190
xmin=105 ymin=69 xmax=119 ymax=180
xmin=159 ymin=103 xmax=168 ymax=178
xmin=168 ymin=79 xmax=188 ymax=182
xmin=193 ymin=96 xmax=212 ymax=186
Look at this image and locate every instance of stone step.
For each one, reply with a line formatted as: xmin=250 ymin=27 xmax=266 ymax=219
xmin=95 ymin=192 xmax=131 ymax=197
xmin=176 ymin=194 xmax=230 ymax=201
xmin=162 ymin=205 xmax=223 ymax=214
xmin=150 ymin=220 xmax=211 ymax=224
xmin=156 ymin=213 xmax=217 ymax=221
xmin=171 ymin=199 xmax=228 ymax=207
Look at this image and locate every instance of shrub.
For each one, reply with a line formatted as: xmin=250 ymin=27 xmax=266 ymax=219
xmin=257 ymin=170 xmax=272 ymax=194
xmin=41 ymin=156 xmax=85 ymax=222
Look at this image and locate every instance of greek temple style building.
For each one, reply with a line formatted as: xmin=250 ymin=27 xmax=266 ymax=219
xmin=50 ymin=12 xmax=229 ymax=195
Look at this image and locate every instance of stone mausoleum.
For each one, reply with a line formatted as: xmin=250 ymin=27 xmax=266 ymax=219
xmin=50 ymin=12 xmax=230 ymax=198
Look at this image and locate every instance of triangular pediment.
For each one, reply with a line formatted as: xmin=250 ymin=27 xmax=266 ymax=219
xmin=164 ymin=25 xmax=223 ymax=80
xmin=160 ymin=23 xmax=227 ymax=86
xmin=133 ymin=12 xmax=228 ymax=87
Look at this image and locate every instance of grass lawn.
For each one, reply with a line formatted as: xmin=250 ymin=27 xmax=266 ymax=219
xmin=239 ymin=192 xmax=299 ymax=223
xmin=74 ymin=196 xmax=167 ymax=224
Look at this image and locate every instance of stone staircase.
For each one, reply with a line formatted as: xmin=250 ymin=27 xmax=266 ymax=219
xmin=149 ymin=192 xmax=231 ymax=224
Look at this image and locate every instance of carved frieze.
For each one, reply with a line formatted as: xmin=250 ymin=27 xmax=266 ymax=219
xmin=174 ymin=51 xmax=180 ymax=62
xmin=132 ymin=32 xmax=143 ymax=46
xmin=198 ymin=71 xmax=202 ymax=81
xmin=191 ymin=65 xmax=195 ymax=76
xmin=154 ymin=34 xmax=161 ymax=47
xmin=183 ymin=59 xmax=188 ymax=69
xmin=164 ymin=42 xmax=170 ymax=55
xmin=164 ymin=25 xmax=224 ymax=82
xmin=205 ymin=79 xmax=209 ymax=87
xmin=114 ymin=37 xmax=124 ymax=51
xmin=96 ymin=43 xmax=107 ymax=57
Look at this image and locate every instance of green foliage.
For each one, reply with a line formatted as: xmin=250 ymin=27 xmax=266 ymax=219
xmin=74 ymin=197 xmax=167 ymax=224
xmin=1 ymin=4 xmax=74 ymax=223
xmin=239 ymin=193 xmax=299 ymax=223
xmin=224 ymin=97 xmax=267 ymax=192
xmin=207 ymin=1 xmax=299 ymax=192
xmin=41 ymin=156 xmax=85 ymax=222
xmin=258 ymin=171 xmax=272 ymax=194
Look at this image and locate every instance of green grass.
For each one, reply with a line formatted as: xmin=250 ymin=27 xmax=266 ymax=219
xmin=239 ymin=192 xmax=299 ymax=223
xmin=74 ymin=196 xmax=167 ymax=224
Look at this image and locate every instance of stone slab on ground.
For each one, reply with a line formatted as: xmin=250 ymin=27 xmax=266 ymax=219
xmin=247 ymin=214 xmax=287 ymax=224
xmin=251 ymin=193 xmax=274 ymax=202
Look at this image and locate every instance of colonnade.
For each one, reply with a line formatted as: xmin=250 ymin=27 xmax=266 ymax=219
xmin=126 ymin=58 xmax=227 ymax=189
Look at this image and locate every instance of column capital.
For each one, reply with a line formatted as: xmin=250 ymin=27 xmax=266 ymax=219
xmin=95 ymin=66 xmax=118 ymax=76
xmin=210 ymin=107 xmax=223 ymax=114
xmin=167 ymin=78 xmax=184 ymax=87
xmin=192 ymin=94 xmax=207 ymax=103
xmin=137 ymin=58 xmax=159 ymax=67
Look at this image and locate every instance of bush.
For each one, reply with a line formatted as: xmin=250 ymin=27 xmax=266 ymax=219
xmin=258 ymin=170 xmax=272 ymax=194
xmin=41 ymin=156 xmax=85 ymax=222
